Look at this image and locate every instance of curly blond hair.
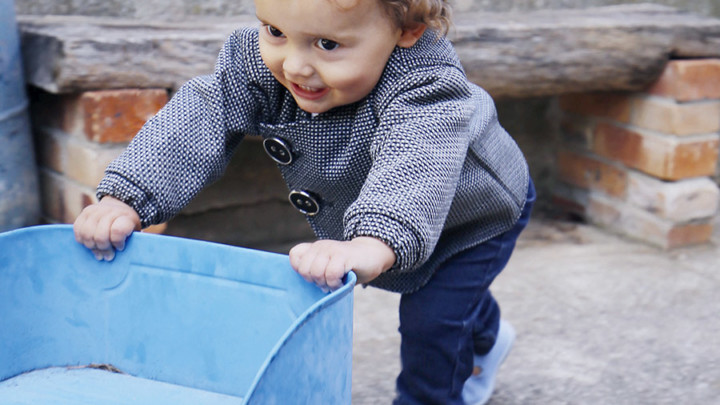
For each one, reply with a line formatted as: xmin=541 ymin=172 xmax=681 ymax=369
xmin=379 ymin=0 xmax=452 ymax=35
xmin=331 ymin=0 xmax=452 ymax=35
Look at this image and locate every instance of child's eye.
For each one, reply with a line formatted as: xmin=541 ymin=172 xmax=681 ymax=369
xmin=265 ymin=25 xmax=284 ymax=38
xmin=316 ymin=38 xmax=339 ymax=51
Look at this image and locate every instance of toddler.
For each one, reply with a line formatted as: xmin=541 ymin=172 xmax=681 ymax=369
xmin=74 ymin=0 xmax=535 ymax=403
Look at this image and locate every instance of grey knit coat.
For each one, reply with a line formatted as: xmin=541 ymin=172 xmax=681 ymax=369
xmin=97 ymin=28 xmax=530 ymax=293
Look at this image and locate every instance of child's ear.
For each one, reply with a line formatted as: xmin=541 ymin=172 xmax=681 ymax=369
xmin=397 ymin=24 xmax=426 ymax=48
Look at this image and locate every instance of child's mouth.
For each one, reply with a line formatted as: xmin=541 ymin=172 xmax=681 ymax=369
xmin=291 ymin=83 xmax=329 ymax=100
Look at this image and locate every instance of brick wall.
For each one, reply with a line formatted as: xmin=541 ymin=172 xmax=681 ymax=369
xmin=555 ymin=59 xmax=720 ymax=248
xmin=31 ymin=88 xmax=169 ymax=233
xmin=31 ymin=60 xmax=720 ymax=250
xmin=30 ymin=87 xmax=316 ymax=250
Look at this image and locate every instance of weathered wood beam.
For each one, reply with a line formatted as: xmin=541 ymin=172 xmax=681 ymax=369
xmin=451 ymin=4 xmax=720 ymax=98
xmin=18 ymin=16 xmax=254 ymax=94
xmin=18 ymin=4 xmax=720 ymax=98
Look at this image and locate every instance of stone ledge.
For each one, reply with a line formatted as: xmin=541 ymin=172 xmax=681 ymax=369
xmin=18 ymin=4 xmax=720 ymax=98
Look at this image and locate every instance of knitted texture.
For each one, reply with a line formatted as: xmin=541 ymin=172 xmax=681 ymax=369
xmin=98 ymin=28 xmax=529 ymax=293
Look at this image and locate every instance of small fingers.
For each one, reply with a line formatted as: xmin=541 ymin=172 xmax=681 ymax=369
xmin=309 ymin=254 xmax=333 ymax=289
xmin=289 ymin=241 xmax=349 ymax=292
xmin=93 ymin=214 xmax=115 ymax=252
xmin=110 ymin=216 xmax=138 ymax=252
xmin=79 ymin=211 xmax=113 ymax=261
xmin=91 ymin=248 xmax=115 ymax=262
xmin=73 ymin=201 xmax=138 ymax=261
xmin=291 ymin=242 xmax=330 ymax=289
xmin=74 ymin=205 xmax=100 ymax=250
xmin=289 ymin=243 xmax=315 ymax=285
xmin=298 ymin=246 xmax=328 ymax=286
xmin=324 ymin=255 xmax=348 ymax=291
xmin=95 ymin=215 xmax=136 ymax=261
xmin=289 ymin=243 xmax=311 ymax=270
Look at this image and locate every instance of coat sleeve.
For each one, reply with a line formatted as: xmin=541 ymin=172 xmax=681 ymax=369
xmin=96 ymin=29 xmax=265 ymax=227
xmin=343 ymin=66 xmax=478 ymax=272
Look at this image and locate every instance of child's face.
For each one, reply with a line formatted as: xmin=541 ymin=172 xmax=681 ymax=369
xmin=255 ymin=0 xmax=406 ymax=114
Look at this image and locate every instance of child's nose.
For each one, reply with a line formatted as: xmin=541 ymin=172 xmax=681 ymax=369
xmin=283 ymin=49 xmax=314 ymax=78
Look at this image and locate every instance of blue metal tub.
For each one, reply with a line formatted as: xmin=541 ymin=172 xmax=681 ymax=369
xmin=0 ymin=225 xmax=355 ymax=404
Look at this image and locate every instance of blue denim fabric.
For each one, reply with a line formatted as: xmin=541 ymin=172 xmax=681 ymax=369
xmin=393 ymin=179 xmax=536 ymax=405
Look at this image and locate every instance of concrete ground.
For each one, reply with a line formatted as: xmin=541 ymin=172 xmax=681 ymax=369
xmin=351 ymin=218 xmax=720 ymax=404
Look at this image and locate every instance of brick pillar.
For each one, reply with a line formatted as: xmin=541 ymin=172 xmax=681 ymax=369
xmin=31 ymin=88 xmax=169 ymax=232
xmin=555 ymin=60 xmax=720 ymax=248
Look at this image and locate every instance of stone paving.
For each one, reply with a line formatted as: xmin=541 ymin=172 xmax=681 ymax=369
xmin=351 ymin=218 xmax=720 ymax=404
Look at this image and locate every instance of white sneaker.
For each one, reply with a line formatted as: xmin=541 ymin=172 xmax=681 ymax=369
xmin=461 ymin=320 xmax=516 ymax=405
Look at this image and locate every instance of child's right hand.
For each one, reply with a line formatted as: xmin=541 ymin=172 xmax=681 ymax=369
xmin=73 ymin=196 xmax=141 ymax=261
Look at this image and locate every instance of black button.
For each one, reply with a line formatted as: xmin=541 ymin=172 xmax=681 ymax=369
xmin=263 ymin=137 xmax=293 ymax=165
xmin=288 ymin=190 xmax=320 ymax=216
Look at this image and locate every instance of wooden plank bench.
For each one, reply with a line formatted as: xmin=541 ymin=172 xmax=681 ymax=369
xmin=17 ymin=4 xmax=720 ymax=98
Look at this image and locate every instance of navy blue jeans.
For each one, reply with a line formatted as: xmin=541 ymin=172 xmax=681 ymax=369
xmin=394 ymin=179 xmax=535 ymax=405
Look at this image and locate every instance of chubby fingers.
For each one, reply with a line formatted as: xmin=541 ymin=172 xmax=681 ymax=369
xmin=74 ymin=204 xmax=108 ymax=251
xmin=73 ymin=199 xmax=140 ymax=261
xmin=109 ymin=215 xmax=139 ymax=252
xmin=289 ymin=242 xmax=348 ymax=292
xmin=92 ymin=212 xmax=117 ymax=261
xmin=91 ymin=215 xmax=137 ymax=261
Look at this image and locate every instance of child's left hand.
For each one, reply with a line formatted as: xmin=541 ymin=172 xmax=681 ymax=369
xmin=289 ymin=237 xmax=396 ymax=292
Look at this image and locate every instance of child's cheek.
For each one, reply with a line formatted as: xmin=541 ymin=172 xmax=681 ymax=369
xmin=324 ymin=63 xmax=383 ymax=103
xmin=259 ymin=43 xmax=282 ymax=78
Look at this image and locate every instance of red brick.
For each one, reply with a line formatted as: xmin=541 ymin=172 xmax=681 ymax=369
xmin=667 ymin=223 xmax=714 ymax=248
xmin=35 ymin=127 xmax=126 ymax=187
xmin=631 ymin=96 xmax=720 ymax=136
xmin=593 ymin=123 xmax=719 ymax=180
xmin=556 ymin=149 xmax=627 ymax=197
xmin=587 ymin=194 xmax=713 ymax=249
xmin=671 ymin=138 xmax=720 ymax=180
xmin=39 ymin=169 xmax=97 ymax=224
xmin=647 ymin=59 xmax=720 ymax=102
xmin=627 ymin=174 xmax=719 ymax=222
xmin=585 ymin=193 xmax=622 ymax=229
xmin=558 ymin=92 xmax=633 ymax=123
xmin=64 ymin=139 xmax=125 ymax=187
xmin=80 ymin=89 xmax=168 ymax=143
xmin=31 ymin=88 xmax=167 ymax=143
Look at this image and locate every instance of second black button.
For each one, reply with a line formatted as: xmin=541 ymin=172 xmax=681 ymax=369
xmin=288 ymin=190 xmax=320 ymax=216
xmin=263 ymin=137 xmax=293 ymax=165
